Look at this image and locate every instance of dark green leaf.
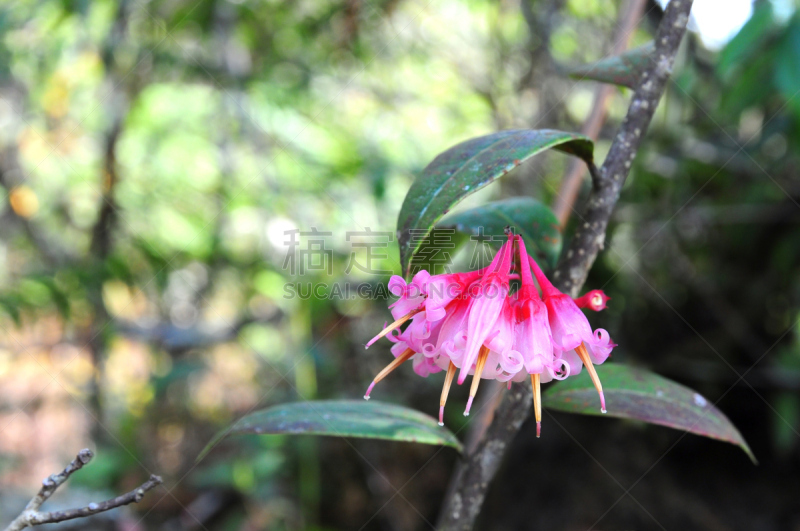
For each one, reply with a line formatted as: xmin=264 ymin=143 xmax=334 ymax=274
xmin=406 ymin=228 xmax=470 ymax=276
xmin=774 ymin=16 xmax=800 ymax=116
xmin=544 ymin=364 xmax=755 ymax=462
xmin=397 ymin=129 xmax=593 ymax=277
xmin=429 ymin=197 xmax=561 ymax=270
xmin=568 ymin=42 xmax=654 ymax=89
xmin=718 ymin=3 xmax=775 ymax=80
xmin=720 ymin=52 xmax=775 ymax=118
xmin=198 ymin=399 xmax=462 ymax=460
xmin=0 ymin=295 xmax=22 ymax=325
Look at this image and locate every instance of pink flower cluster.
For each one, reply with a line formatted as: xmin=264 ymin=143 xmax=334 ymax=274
xmin=364 ymin=233 xmax=615 ymax=436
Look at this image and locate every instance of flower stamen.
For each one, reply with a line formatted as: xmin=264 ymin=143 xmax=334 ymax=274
xmin=365 ymin=309 xmax=421 ymax=349
xmin=464 ymin=346 xmax=490 ymax=416
xmin=531 ymin=373 xmax=542 ymax=438
xmin=439 ymin=362 xmax=457 ymax=426
xmin=363 ymin=347 xmax=415 ymax=400
xmin=576 ymin=343 xmax=607 ymax=413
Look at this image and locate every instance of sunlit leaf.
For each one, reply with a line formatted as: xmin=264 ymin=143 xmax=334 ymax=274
xmin=568 ymin=42 xmax=654 ymax=89
xmin=198 ymin=399 xmax=462 ymax=460
xmin=412 ymin=198 xmax=561 ymax=272
xmin=397 ymin=129 xmax=593 ymax=277
xmin=544 ymin=364 xmax=755 ymax=462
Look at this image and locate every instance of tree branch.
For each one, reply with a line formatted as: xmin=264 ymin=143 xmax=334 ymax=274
xmin=3 ymin=449 xmax=162 ymax=531
xmin=554 ymin=0 xmax=691 ymax=296
xmin=437 ymin=2 xmax=693 ymax=529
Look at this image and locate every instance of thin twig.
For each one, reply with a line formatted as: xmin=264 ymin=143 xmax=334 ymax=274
xmin=3 ymin=449 xmax=162 ymax=531
xmin=437 ymin=1 xmax=694 ymax=529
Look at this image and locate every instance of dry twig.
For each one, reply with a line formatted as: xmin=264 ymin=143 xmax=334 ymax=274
xmin=3 ymin=449 xmax=162 ymax=531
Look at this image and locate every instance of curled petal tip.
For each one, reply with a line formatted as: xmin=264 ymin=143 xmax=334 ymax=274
xmin=536 ymin=421 xmax=541 ymax=438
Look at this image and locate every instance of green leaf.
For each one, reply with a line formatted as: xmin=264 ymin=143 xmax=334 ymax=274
xmin=426 ymin=197 xmax=561 ymax=270
xmin=397 ymin=129 xmax=593 ymax=277
xmin=717 ymin=3 xmax=775 ymax=80
xmin=544 ymin=364 xmax=755 ymax=462
xmin=198 ymin=399 xmax=462 ymax=460
xmin=568 ymin=42 xmax=654 ymax=89
xmin=719 ymin=52 xmax=775 ymax=118
xmin=0 ymin=295 xmax=22 ymax=325
xmin=774 ymin=16 xmax=800 ymax=117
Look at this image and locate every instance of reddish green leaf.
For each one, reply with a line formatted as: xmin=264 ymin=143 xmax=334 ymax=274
xmin=397 ymin=129 xmax=593 ymax=277
xmin=568 ymin=42 xmax=654 ymax=89
xmin=198 ymin=400 xmax=462 ymax=460
xmin=544 ymin=364 xmax=755 ymax=462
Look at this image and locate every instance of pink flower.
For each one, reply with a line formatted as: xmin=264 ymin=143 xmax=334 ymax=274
xmin=424 ymin=269 xmax=485 ymax=322
xmin=362 ymin=230 xmax=617 ymax=434
xmin=363 ymin=237 xmax=517 ymax=423
xmin=513 ymin=236 xmax=566 ymax=436
xmin=574 ymin=289 xmax=610 ymax=312
xmin=363 ymin=311 xmax=445 ymax=400
xmin=368 ymin=268 xmax=487 ymax=350
xmin=528 ymin=254 xmax=615 ymax=414
xmin=458 ymin=235 xmax=514 ymax=385
xmin=387 ymin=270 xmax=430 ymax=319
